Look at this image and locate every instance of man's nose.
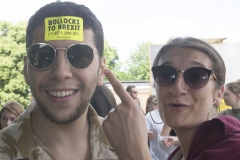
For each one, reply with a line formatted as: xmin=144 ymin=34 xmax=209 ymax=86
xmin=49 ymin=49 xmax=73 ymax=81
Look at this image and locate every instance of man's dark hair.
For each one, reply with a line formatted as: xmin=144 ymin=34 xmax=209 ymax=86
xmin=90 ymin=84 xmax=116 ymax=117
xmin=126 ymin=85 xmax=135 ymax=92
xmin=26 ymin=1 xmax=104 ymax=56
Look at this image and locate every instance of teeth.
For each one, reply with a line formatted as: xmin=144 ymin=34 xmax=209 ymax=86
xmin=48 ymin=90 xmax=74 ymax=97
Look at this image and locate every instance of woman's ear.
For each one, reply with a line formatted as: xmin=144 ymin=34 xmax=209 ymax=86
xmin=215 ymin=85 xmax=225 ymax=106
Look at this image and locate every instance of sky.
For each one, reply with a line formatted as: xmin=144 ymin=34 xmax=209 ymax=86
xmin=1 ymin=0 xmax=240 ymax=61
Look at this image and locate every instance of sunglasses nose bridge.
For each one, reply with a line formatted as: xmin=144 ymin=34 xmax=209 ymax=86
xmin=176 ymin=70 xmax=192 ymax=87
xmin=55 ymin=47 xmax=67 ymax=54
xmin=169 ymin=70 xmax=188 ymax=96
xmin=176 ymin=70 xmax=186 ymax=79
xmin=55 ymin=47 xmax=69 ymax=62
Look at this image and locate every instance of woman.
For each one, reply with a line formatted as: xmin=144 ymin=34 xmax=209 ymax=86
xmin=0 ymin=101 xmax=25 ymax=129
xmin=221 ymin=80 xmax=240 ymax=120
xmin=103 ymin=37 xmax=240 ymax=160
xmin=145 ymin=95 xmax=157 ymax=115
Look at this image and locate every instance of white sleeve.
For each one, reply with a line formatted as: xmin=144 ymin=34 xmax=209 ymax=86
xmin=145 ymin=113 xmax=151 ymax=131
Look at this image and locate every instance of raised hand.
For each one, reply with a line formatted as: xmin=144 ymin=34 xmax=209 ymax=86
xmin=102 ymin=69 xmax=151 ymax=160
xmin=162 ymin=136 xmax=179 ymax=147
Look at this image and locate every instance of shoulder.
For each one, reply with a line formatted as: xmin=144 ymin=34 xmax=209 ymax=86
xmin=217 ymin=115 xmax=240 ymax=133
xmin=198 ymin=116 xmax=240 ymax=136
xmin=145 ymin=110 xmax=157 ymax=121
xmin=0 ymin=125 xmax=21 ymax=159
xmin=88 ymin=106 xmax=118 ymax=159
xmin=188 ymin=116 xmax=240 ymax=160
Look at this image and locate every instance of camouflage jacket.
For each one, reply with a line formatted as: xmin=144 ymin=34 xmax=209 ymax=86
xmin=0 ymin=101 xmax=118 ymax=160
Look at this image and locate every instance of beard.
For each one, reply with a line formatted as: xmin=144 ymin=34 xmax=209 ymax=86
xmin=30 ymin=80 xmax=97 ymax=125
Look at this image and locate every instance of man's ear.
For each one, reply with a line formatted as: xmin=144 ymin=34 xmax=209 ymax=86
xmin=215 ymin=85 xmax=225 ymax=106
xmin=23 ymin=56 xmax=30 ymax=85
xmin=97 ymin=57 xmax=106 ymax=86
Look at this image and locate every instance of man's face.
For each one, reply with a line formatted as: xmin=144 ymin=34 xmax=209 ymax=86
xmin=24 ymin=24 xmax=105 ymax=124
xmin=129 ymin=87 xmax=138 ymax=99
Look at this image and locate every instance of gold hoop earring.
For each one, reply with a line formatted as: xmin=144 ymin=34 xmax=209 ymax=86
xmin=207 ymin=101 xmax=216 ymax=120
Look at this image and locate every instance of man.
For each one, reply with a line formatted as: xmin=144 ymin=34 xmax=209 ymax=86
xmin=126 ymin=85 xmax=141 ymax=108
xmin=0 ymin=2 xmax=118 ymax=160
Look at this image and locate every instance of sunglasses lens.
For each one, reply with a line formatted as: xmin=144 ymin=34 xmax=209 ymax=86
xmin=152 ymin=66 xmax=176 ymax=86
xmin=28 ymin=44 xmax=55 ymax=69
xmin=67 ymin=44 xmax=94 ymax=69
xmin=185 ymin=67 xmax=210 ymax=88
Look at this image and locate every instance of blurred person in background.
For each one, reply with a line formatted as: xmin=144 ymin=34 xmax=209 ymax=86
xmin=146 ymin=99 xmax=176 ymax=160
xmin=220 ymin=79 xmax=240 ymax=120
xmin=90 ymin=84 xmax=116 ymax=117
xmin=145 ymin=99 xmax=165 ymax=160
xmin=0 ymin=100 xmax=25 ymax=129
xmin=126 ymin=85 xmax=141 ymax=108
xmin=145 ymin=95 xmax=157 ymax=115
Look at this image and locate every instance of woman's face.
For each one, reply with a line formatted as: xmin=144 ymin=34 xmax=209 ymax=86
xmin=155 ymin=47 xmax=223 ymax=130
xmin=1 ymin=109 xmax=17 ymax=129
xmin=223 ymin=88 xmax=238 ymax=107
xmin=150 ymin=99 xmax=158 ymax=111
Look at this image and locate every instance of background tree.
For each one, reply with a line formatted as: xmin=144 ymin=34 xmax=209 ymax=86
xmin=104 ymin=40 xmax=119 ymax=71
xmin=103 ymin=40 xmax=131 ymax=81
xmin=0 ymin=21 xmax=29 ymax=107
xmin=127 ymin=42 xmax=151 ymax=80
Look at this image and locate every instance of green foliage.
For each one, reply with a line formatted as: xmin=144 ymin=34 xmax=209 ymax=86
xmin=0 ymin=21 xmax=29 ymax=108
xmin=127 ymin=42 xmax=151 ymax=80
xmin=103 ymin=40 xmax=130 ymax=81
xmin=103 ymin=40 xmax=119 ymax=71
xmin=103 ymin=41 xmax=151 ymax=81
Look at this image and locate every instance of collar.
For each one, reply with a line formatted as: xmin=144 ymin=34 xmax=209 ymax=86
xmin=2 ymin=101 xmax=117 ymax=159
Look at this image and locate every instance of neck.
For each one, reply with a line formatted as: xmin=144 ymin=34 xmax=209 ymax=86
xmin=30 ymin=104 xmax=90 ymax=149
xmin=174 ymin=127 xmax=198 ymax=160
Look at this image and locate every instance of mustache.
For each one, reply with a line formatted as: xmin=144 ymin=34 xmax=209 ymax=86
xmin=39 ymin=81 xmax=84 ymax=91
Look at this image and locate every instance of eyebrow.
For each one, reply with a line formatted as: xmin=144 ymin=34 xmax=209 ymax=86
xmin=160 ymin=61 xmax=208 ymax=68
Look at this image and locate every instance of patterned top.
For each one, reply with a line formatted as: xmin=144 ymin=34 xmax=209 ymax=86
xmin=220 ymin=108 xmax=240 ymax=120
xmin=0 ymin=101 xmax=118 ymax=160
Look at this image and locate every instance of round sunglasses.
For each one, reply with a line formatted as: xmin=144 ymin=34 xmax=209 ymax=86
xmin=27 ymin=43 xmax=99 ymax=70
xmin=151 ymin=65 xmax=218 ymax=88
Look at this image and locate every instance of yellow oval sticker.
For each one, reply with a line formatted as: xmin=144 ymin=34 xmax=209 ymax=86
xmin=44 ymin=16 xmax=83 ymax=41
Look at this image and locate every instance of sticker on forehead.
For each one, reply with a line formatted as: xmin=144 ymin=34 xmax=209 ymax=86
xmin=44 ymin=16 xmax=83 ymax=41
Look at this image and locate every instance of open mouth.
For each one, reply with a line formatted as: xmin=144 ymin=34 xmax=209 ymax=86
xmin=172 ymin=104 xmax=182 ymax=107
xmin=168 ymin=103 xmax=187 ymax=108
xmin=48 ymin=90 xmax=75 ymax=98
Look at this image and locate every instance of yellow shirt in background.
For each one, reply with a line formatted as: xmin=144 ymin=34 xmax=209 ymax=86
xmin=218 ymin=99 xmax=231 ymax=112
